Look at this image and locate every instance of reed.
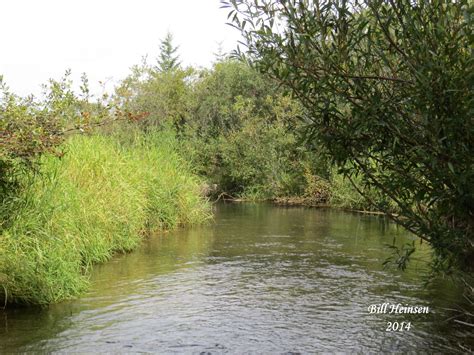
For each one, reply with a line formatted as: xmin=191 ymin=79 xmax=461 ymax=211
xmin=0 ymin=130 xmax=211 ymax=305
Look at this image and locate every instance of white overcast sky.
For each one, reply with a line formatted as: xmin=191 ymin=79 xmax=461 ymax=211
xmin=0 ymin=0 xmax=241 ymax=97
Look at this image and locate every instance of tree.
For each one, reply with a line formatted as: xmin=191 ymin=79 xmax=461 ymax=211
xmin=190 ymin=59 xmax=277 ymax=137
xmin=156 ymin=31 xmax=181 ymax=72
xmin=223 ymin=0 xmax=474 ymax=272
xmin=185 ymin=60 xmax=305 ymax=197
xmin=213 ymin=41 xmax=228 ymax=62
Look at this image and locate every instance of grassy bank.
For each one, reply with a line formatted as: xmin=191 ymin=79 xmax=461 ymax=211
xmin=0 ymin=130 xmax=211 ymax=305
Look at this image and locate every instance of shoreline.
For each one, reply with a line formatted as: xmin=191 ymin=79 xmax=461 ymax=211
xmin=214 ymin=194 xmax=391 ymax=217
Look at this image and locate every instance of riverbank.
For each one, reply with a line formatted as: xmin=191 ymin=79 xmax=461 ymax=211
xmin=211 ymin=188 xmax=395 ymax=217
xmin=1 ymin=203 xmax=471 ymax=353
xmin=0 ymin=131 xmax=211 ymax=305
xmin=272 ymin=196 xmax=390 ymax=216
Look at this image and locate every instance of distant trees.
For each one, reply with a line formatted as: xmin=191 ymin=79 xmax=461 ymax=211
xmin=116 ymin=32 xmax=190 ymax=130
xmin=185 ymin=60 xmax=307 ymax=197
xmin=156 ymin=32 xmax=181 ymax=72
xmin=113 ymin=33 xmax=393 ymax=204
xmin=222 ymin=0 xmax=474 ymax=272
xmin=115 ymin=56 xmax=312 ymax=198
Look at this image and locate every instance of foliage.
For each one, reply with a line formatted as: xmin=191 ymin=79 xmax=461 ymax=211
xmin=0 ymin=130 xmax=211 ymax=305
xmin=0 ymin=76 xmax=65 ymax=195
xmin=115 ymin=58 xmax=314 ymax=198
xmin=182 ymin=60 xmax=310 ymax=198
xmin=214 ymin=96 xmax=302 ymax=197
xmin=115 ymin=59 xmax=193 ymax=131
xmin=223 ymin=0 xmax=474 ymax=272
xmin=188 ymin=59 xmax=278 ymax=137
xmin=156 ymin=31 xmax=181 ymax=72
xmin=0 ymin=71 xmax=120 ymax=198
xmin=329 ymin=167 xmax=398 ymax=213
xmin=115 ymin=56 xmax=355 ymax=202
xmin=303 ymin=167 xmax=331 ymax=204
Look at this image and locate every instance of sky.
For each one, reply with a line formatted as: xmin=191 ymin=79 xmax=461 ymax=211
xmin=0 ymin=0 xmax=241 ymax=97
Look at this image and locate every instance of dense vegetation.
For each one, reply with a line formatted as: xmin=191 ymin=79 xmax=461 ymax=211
xmin=116 ymin=41 xmax=379 ymax=207
xmin=222 ymin=0 xmax=473 ymax=273
xmin=1 ymin=1 xmax=472 ymax=304
xmin=0 ymin=75 xmax=210 ymax=305
xmin=0 ymin=130 xmax=210 ymax=304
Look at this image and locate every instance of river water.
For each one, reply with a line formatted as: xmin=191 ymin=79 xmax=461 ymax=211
xmin=0 ymin=203 xmax=471 ymax=353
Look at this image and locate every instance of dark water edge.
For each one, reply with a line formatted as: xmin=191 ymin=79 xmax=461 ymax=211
xmin=0 ymin=203 xmax=472 ymax=353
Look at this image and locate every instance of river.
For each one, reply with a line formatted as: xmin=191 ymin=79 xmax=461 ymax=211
xmin=0 ymin=203 xmax=471 ymax=353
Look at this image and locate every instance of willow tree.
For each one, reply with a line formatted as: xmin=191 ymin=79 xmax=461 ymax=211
xmin=223 ymin=0 xmax=473 ymax=272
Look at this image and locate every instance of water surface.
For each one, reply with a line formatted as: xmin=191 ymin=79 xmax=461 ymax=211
xmin=0 ymin=203 xmax=471 ymax=353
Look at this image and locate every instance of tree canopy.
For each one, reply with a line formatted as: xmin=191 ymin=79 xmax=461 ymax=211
xmin=223 ymin=0 xmax=474 ymax=272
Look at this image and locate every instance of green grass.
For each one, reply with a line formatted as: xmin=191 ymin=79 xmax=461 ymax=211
xmin=329 ymin=168 xmax=398 ymax=213
xmin=0 ymin=130 xmax=211 ymax=305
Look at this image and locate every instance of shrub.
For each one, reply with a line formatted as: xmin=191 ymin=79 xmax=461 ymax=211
xmin=225 ymin=0 xmax=474 ymax=272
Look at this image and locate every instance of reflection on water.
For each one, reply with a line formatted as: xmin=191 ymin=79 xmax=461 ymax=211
xmin=0 ymin=203 xmax=471 ymax=352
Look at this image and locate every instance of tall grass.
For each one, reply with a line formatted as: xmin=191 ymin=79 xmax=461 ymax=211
xmin=0 ymin=130 xmax=211 ymax=305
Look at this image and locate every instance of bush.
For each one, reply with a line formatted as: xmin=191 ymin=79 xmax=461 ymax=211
xmin=329 ymin=168 xmax=398 ymax=213
xmin=182 ymin=61 xmax=308 ymax=198
xmin=0 ymin=71 xmax=115 ymax=199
